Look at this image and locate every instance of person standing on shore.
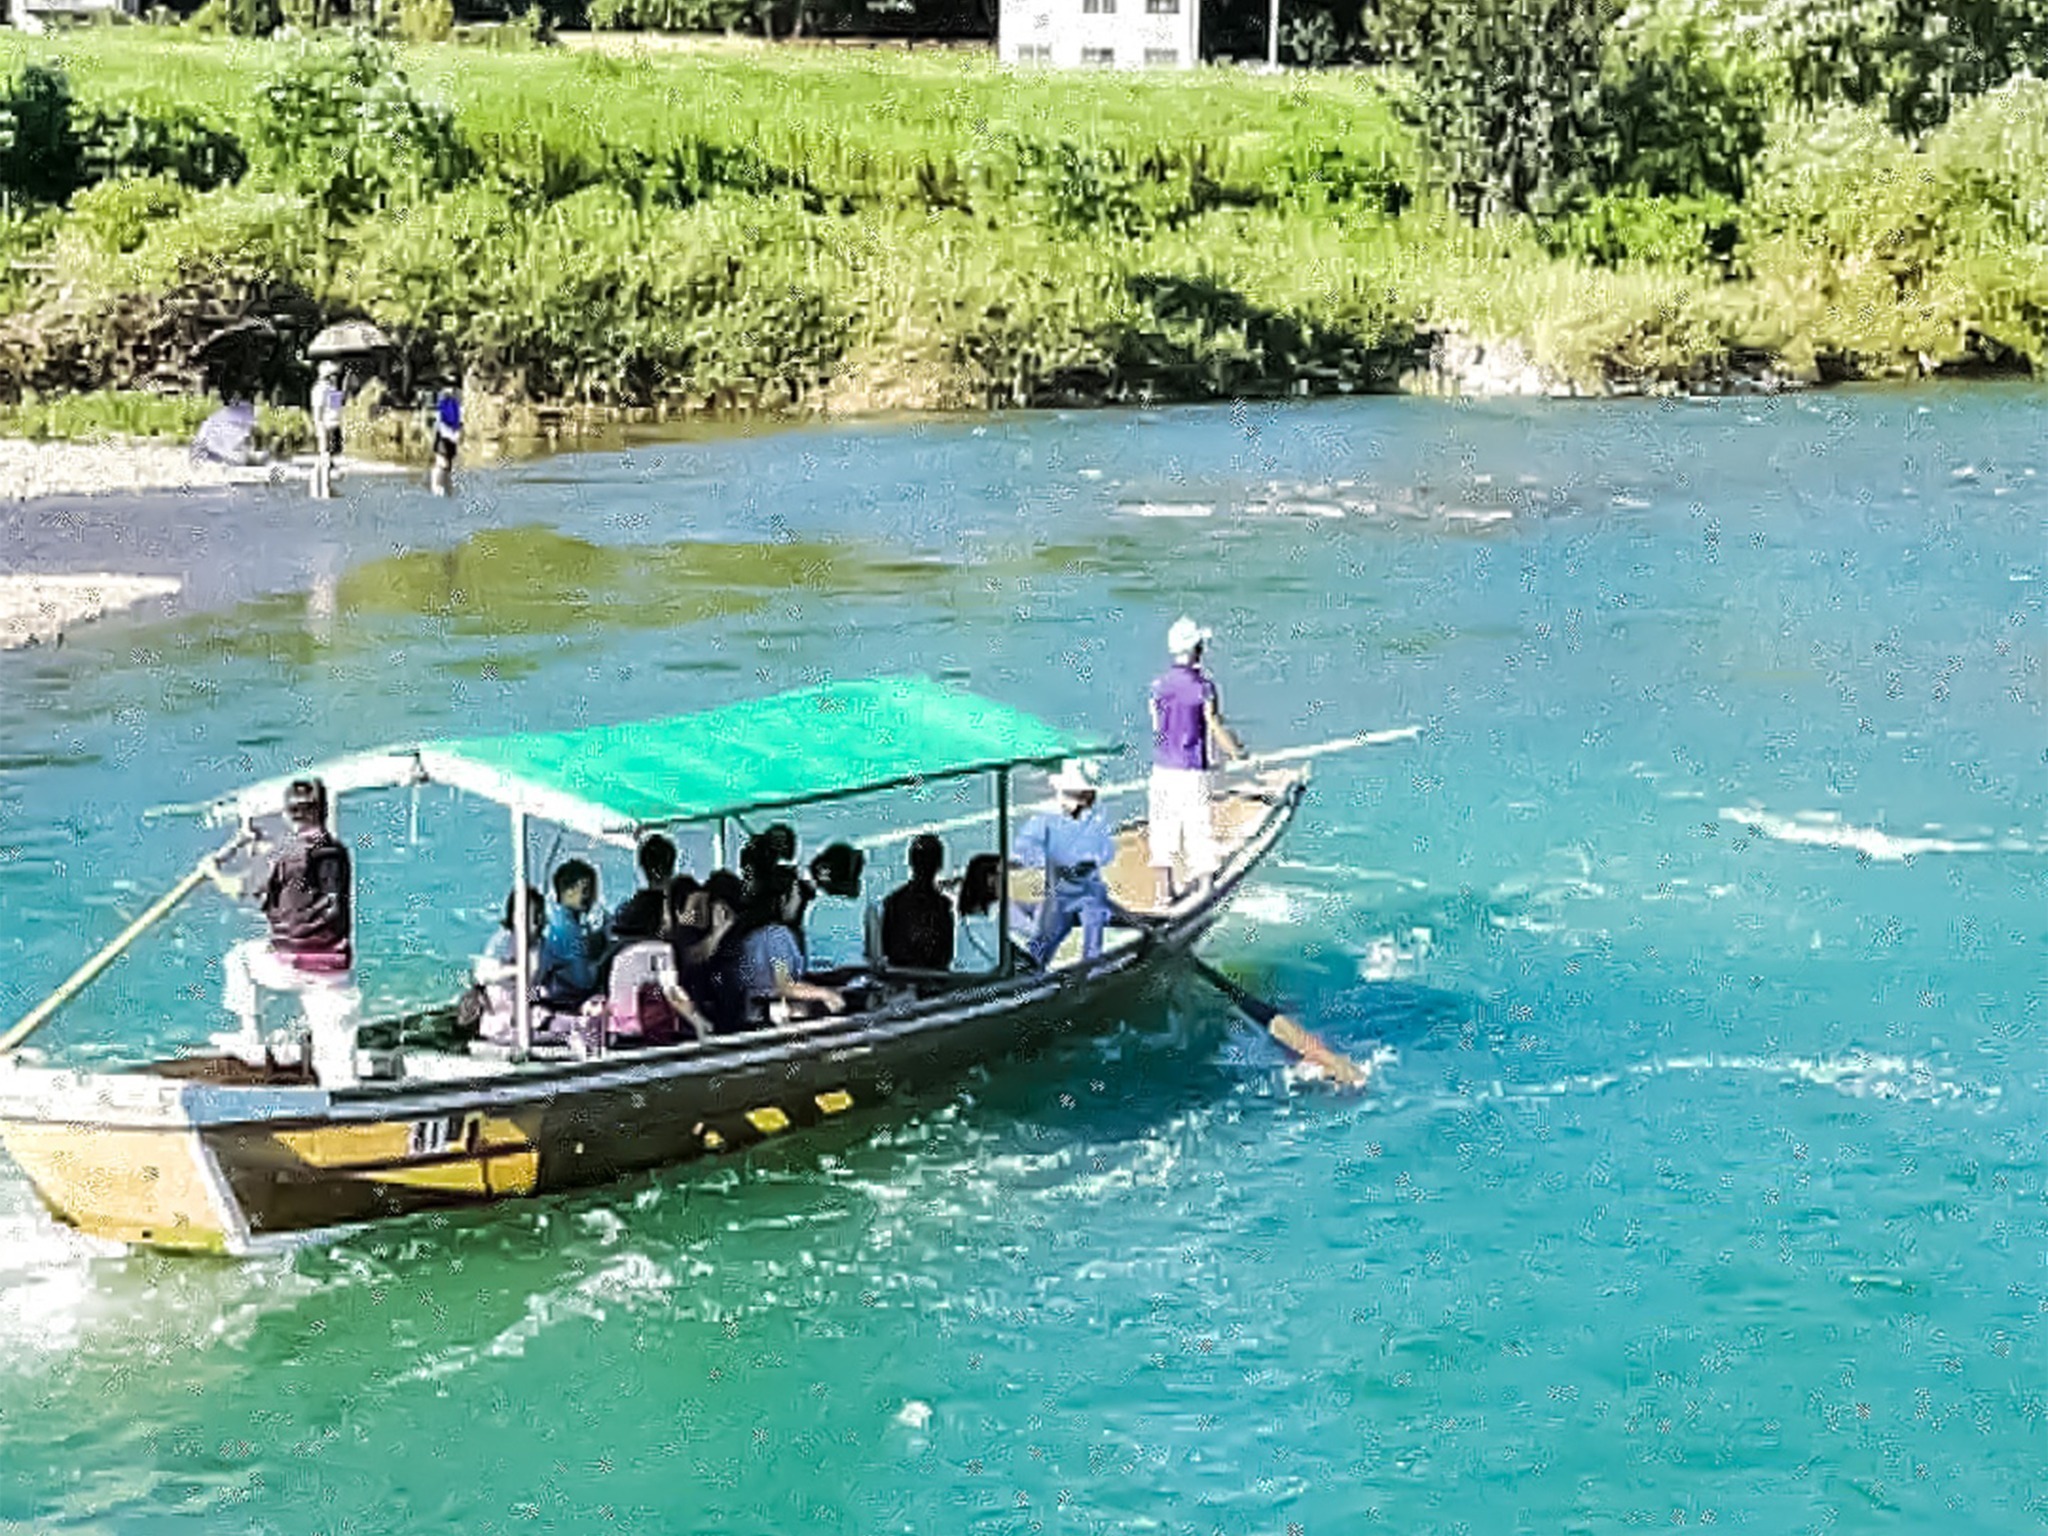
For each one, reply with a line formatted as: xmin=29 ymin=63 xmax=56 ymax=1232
xmin=429 ymin=383 xmax=462 ymax=498
xmin=310 ymin=361 xmax=345 ymax=500
xmin=1148 ymin=615 xmax=1247 ymax=909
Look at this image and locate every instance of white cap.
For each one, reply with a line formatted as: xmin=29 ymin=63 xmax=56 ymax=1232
xmin=317 ymin=360 xmax=339 ymax=377
xmin=1049 ymin=758 xmax=1102 ymax=798
xmin=1167 ymin=616 xmax=1212 ymax=660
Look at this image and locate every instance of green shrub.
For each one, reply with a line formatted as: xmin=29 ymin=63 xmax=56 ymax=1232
xmin=1595 ymin=20 xmax=1770 ymax=201
xmin=0 ymin=63 xmax=84 ymax=206
xmin=76 ymin=103 xmax=246 ymax=189
xmin=398 ymin=0 xmax=454 ymax=43
xmin=0 ymin=387 xmax=311 ymax=445
xmin=115 ymin=184 xmax=309 ymax=289
xmin=249 ymin=32 xmax=466 ymax=221
xmin=226 ymin=0 xmax=282 ymax=35
xmin=1547 ymin=191 xmax=1741 ymax=271
xmin=62 ymin=172 xmax=188 ymax=255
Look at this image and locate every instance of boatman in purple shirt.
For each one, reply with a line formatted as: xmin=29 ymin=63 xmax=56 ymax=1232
xmin=1148 ymin=616 xmax=1247 ymax=909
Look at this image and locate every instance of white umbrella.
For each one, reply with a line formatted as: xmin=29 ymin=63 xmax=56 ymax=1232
xmin=307 ymin=320 xmax=393 ymax=359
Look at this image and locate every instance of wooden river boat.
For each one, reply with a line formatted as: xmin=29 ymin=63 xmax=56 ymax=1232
xmin=0 ymin=677 xmax=1312 ymax=1256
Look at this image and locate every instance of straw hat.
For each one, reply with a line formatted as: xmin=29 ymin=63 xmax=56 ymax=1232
xmin=1050 ymin=759 xmax=1102 ymax=799
xmin=1167 ymin=616 xmax=1212 ymax=660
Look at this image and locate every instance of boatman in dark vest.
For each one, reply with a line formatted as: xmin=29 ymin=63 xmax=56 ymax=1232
xmin=211 ymin=777 xmax=363 ymax=1082
xmin=1148 ymin=615 xmax=1246 ymax=909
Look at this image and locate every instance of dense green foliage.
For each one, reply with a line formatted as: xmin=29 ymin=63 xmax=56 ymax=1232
xmin=0 ymin=22 xmax=2038 ymax=439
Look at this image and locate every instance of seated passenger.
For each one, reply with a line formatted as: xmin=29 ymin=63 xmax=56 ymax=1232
xmin=739 ymin=823 xmax=798 ymax=926
xmin=695 ymin=870 xmax=752 ymax=1034
xmin=953 ymin=854 xmax=1005 ymax=974
xmin=805 ymin=840 xmax=869 ymax=967
xmin=608 ymin=833 xmax=678 ymax=946
xmin=469 ymin=884 xmax=543 ymax=1041
xmin=536 ymin=859 xmax=604 ymax=1012
xmin=605 ymin=938 xmax=713 ymax=1044
xmin=477 ymin=884 xmax=544 ymax=989
xmin=731 ymin=869 xmax=847 ymax=1026
xmin=874 ymin=834 xmax=954 ymax=972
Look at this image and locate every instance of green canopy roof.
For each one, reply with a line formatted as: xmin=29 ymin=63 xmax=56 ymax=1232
xmin=217 ymin=677 xmax=1117 ymax=842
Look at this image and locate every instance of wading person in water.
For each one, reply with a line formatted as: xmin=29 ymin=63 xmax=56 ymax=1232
xmin=428 ymin=383 xmax=462 ymax=498
xmin=1148 ymin=615 xmax=1246 ymax=909
xmin=212 ymin=778 xmax=361 ymax=1080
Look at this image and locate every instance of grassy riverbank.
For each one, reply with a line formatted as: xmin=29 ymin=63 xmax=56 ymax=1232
xmin=0 ymin=29 xmax=2041 ymax=441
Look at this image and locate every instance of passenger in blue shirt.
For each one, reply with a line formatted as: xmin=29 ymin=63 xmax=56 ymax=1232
xmin=1011 ymin=759 xmax=1119 ymax=968
xmin=536 ymin=858 xmax=603 ymax=1011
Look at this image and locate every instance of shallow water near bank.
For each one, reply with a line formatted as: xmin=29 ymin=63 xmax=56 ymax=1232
xmin=0 ymin=385 xmax=2043 ymax=1532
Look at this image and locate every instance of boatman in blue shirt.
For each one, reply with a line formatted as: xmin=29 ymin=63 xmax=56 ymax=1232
xmin=1011 ymin=758 xmax=1119 ymax=968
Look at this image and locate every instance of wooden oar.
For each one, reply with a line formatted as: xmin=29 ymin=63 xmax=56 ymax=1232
xmin=1186 ymin=956 xmax=1372 ymax=1089
xmin=0 ymin=833 xmax=249 ymax=1055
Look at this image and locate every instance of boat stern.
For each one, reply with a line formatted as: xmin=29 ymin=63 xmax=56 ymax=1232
xmin=0 ymin=1061 xmax=254 ymax=1254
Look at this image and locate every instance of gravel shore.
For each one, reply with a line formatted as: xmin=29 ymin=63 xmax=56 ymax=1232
xmin=0 ymin=437 xmax=414 ymax=650
xmin=0 ymin=438 xmax=293 ymax=502
xmin=0 ymin=572 xmax=184 ymax=650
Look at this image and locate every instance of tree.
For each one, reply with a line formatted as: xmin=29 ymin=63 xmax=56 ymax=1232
xmin=1783 ymin=0 xmax=2048 ymax=135
xmin=0 ymin=63 xmax=84 ymax=206
xmin=1366 ymin=0 xmax=1625 ymax=220
xmin=248 ymin=32 xmax=467 ymax=223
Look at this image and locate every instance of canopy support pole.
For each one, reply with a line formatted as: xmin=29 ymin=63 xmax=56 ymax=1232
xmin=715 ymin=817 xmax=729 ymax=871
xmin=512 ymin=808 xmax=533 ymax=1063
xmin=996 ymin=769 xmax=1013 ymax=979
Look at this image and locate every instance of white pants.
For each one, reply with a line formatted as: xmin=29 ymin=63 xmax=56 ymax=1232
xmin=1148 ymin=767 xmax=1218 ymax=879
xmin=222 ymin=940 xmax=361 ymax=1083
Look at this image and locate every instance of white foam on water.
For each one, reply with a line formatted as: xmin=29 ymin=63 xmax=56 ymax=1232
xmin=1118 ymin=501 xmax=1215 ymax=519
xmin=1473 ymin=1049 xmax=1995 ymax=1111
xmin=893 ymin=1399 xmax=933 ymax=1430
xmin=395 ymin=1249 xmax=679 ymax=1386
xmin=1443 ymin=508 xmax=1514 ymax=526
xmin=1721 ymin=805 xmax=1998 ymax=860
xmin=1225 ymin=889 xmax=1298 ymax=927
xmin=0 ymin=1197 xmax=123 ymax=1361
xmin=1356 ymin=927 xmax=1434 ymax=982
xmin=1285 ymin=1041 xmax=1398 ymax=1092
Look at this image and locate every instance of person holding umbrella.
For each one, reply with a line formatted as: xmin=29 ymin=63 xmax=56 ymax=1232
xmin=310 ymin=361 xmax=345 ymax=500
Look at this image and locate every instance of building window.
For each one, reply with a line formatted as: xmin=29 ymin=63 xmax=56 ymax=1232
xmin=1080 ymin=0 xmax=1114 ymax=13
xmin=1144 ymin=46 xmax=1179 ymax=63
xmin=1081 ymin=45 xmax=1115 ymax=64
xmin=1015 ymin=43 xmax=1052 ymax=61
xmin=1145 ymin=0 xmax=1178 ymax=12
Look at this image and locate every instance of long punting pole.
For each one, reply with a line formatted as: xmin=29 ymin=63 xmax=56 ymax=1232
xmin=996 ymin=768 xmax=1013 ymax=978
xmin=512 ymin=808 xmax=533 ymax=1063
xmin=853 ymin=728 xmax=1419 ymax=854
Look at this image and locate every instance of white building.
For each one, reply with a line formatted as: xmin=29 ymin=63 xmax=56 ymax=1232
xmin=9 ymin=0 xmax=136 ymax=30
xmin=998 ymin=0 xmax=1200 ymax=70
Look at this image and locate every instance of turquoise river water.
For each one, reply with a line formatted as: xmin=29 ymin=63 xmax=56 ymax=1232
xmin=0 ymin=387 xmax=2042 ymax=1533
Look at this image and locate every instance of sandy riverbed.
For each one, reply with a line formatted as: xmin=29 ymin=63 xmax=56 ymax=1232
xmin=0 ymin=572 xmax=184 ymax=650
xmin=0 ymin=438 xmax=418 ymax=649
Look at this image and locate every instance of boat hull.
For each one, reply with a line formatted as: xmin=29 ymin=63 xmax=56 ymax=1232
xmin=0 ymin=770 xmax=1303 ymax=1254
